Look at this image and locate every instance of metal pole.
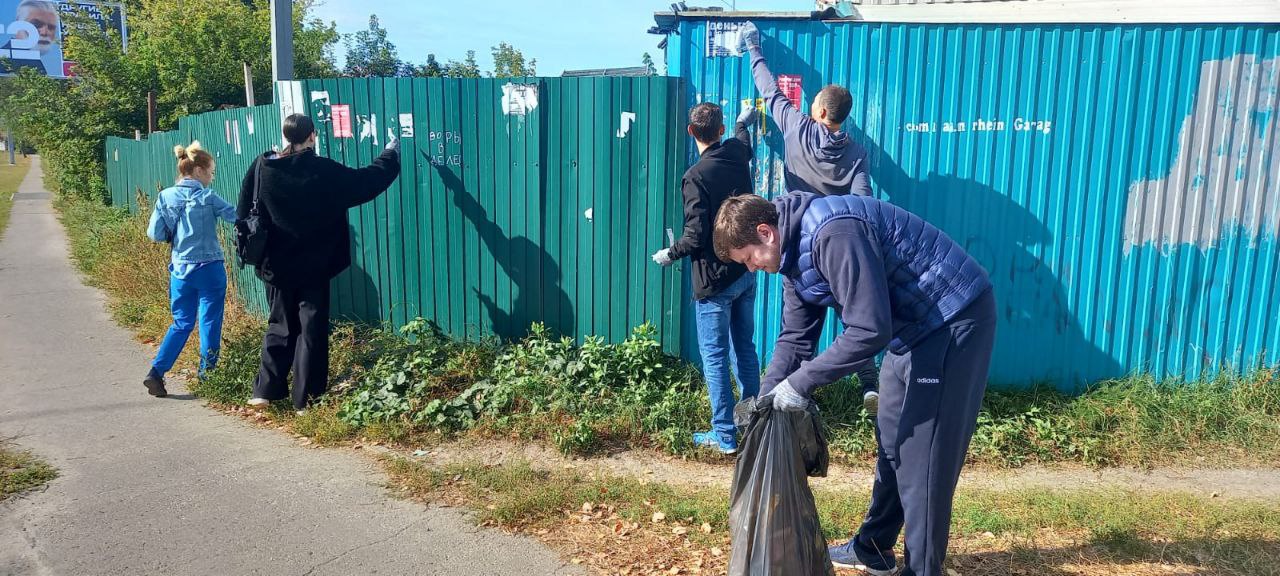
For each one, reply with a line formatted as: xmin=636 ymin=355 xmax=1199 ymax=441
xmin=270 ymin=0 xmax=293 ymax=82
xmin=7 ymin=131 xmax=14 ymax=166
xmin=146 ymin=91 xmax=156 ymax=134
xmin=243 ymin=62 xmax=256 ymax=107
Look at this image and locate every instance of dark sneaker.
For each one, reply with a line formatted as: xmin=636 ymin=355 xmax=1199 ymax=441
xmin=829 ymin=538 xmax=898 ymax=574
xmin=143 ymin=373 xmax=168 ymax=398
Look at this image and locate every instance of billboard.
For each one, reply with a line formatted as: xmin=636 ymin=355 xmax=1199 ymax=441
xmin=0 ymin=0 xmax=126 ymax=78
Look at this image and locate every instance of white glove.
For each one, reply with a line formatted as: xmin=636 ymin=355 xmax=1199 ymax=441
xmin=737 ymin=22 xmax=761 ymax=54
xmin=386 ymin=136 xmax=401 ymax=154
xmin=651 ymin=248 xmax=674 ymax=266
xmin=771 ymin=379 xmax=809 ymax=412
xmin=737 ymin=103 xmax=758 ymax=127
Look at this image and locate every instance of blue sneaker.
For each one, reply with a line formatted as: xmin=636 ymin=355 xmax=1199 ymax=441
xmin=828 ymin=538 xmax=898 ymax=574
xmin=692 ymin=431 xmax=737 ymax=454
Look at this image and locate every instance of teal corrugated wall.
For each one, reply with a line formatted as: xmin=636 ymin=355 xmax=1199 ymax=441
xmin=667 ymin=19 xmax=1280 ymax=388
xmin=105 ymin=77 xmax=689 ymax=354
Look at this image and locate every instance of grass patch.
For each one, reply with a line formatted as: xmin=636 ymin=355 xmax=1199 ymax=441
xmin=385 ymin=456 xmax=1280 ymax=576
xmin=0 ymin=155 xmax=31 ymax=236
xmin=57 ymin=179 xmax=1280 ymax=470
xmin=1 ymin=442 xmax=57 ymax=500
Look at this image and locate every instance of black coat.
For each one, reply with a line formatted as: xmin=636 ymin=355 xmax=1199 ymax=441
xmin=667 ymin=122 xmax=754 ymax=300
xmin=237 ymin=148 xmax=400 ymax=289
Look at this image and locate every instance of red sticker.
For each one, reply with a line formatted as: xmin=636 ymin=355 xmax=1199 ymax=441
xmin=331 ymin=105 xmax=353 ymax=138
xmin=778 ymin=74 xmax=802 ymax=110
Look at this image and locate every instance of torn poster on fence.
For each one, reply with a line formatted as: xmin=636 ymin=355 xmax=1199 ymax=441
xmin=309 ymin=90 xmax=331 ymax=122
xmin=617 ymin=112 xmax=636 ymax=138
xmin=778 ymin=75 xmax=802 ymax=109
xmin=502 ymin=83 xmax=538 ymax=116
xmin=706 ymin=21 xmax=747 ymax=57
xmin=232 ymin=120 xmax=242 ymax=155
xmin=399 ymin=113 xmax=415 ymax=138
xmin=358 ymin=114 xmax=379 ymax=145
xmin=246 ymin=114 xmax=255 ymax=135
xmin=331 ymin=105 xmax=352 ymax=137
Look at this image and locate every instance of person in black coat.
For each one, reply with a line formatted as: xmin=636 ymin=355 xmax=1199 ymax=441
xmin=650 ymin=102 xmax=760 ymax=454
xmin=237 ymin=113 xmax=401 ymax=411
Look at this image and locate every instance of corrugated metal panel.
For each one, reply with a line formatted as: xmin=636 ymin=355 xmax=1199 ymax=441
xmin=105 ymin=78 xmax=691 ymax=354
xmin=849 ymin=1 xmax=1280 ymax=23
xmin=668 ymin=20 xmax=1280 ymax=388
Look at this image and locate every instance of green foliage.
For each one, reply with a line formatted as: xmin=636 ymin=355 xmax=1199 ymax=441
xmin=443 ymin=50 xmax=481 ymax=78
xmin=642 ymin=52 xmax=657 ymax=75
xmin=490 ymin=42 xmax=536 ymax=78
xmin=342 ymin=14 xmax=403 ymax=77
xmin=189 ymin=323 xmax=264 ymax=405
xmin=338 ymin=322 xmax=707 ymax=456
xmin=0 ymin=0 xmax=340 ymax=202
xmin=293 ymin=0 xmax=341 ymax=79
xmin=1 ymin=444 xmax=58 ymax=500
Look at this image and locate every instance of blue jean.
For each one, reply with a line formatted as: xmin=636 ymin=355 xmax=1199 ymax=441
xmin=694 ymin=273 xmax=761 ymax=441
xmin=151 ymin=262 xmax=227 ymax=377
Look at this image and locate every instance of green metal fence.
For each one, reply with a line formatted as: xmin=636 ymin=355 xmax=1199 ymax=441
xmin=105 ymin=77 xmax=690 ymax=354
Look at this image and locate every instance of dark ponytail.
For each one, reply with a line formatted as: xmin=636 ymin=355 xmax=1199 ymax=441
xmin=280 ymin=113 xmax=316 ymax=156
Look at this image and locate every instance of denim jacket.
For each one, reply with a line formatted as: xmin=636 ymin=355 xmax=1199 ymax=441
xmin=147 ymin=178 xmax=237 ymax=265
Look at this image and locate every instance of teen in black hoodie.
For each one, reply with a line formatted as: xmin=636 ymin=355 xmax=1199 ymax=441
xmin=236 ymin=114 xmax=400 ymax=411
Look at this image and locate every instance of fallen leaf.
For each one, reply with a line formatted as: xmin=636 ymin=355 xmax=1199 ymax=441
xmin=582 ymin=501 xmax=594 ymax=513
xmin=700 ymin=523 xmax=712 ymax=534
xmin=710 ymin=547 xmax=723 ymax=557
xmin=652 ymin=511 xmax=666 ymax=523
xmin=672 ymin=526 xmax=688 ymax=536
xmin=947 ymin=569 xmax=961 ymax=576
xmin=571 ymin=558 xmax=584 ymax=565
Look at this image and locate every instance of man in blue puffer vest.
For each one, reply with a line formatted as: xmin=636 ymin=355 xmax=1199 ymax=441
xmin=713 ymin=192 xmax=996 ymax=576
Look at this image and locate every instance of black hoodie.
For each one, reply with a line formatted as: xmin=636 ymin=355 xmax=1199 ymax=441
xmin=237 ymin=147 xmax=400 ymax=289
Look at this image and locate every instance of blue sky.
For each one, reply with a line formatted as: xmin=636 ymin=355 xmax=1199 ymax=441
xmin=309 ymin=0 xmax=803 ymax=75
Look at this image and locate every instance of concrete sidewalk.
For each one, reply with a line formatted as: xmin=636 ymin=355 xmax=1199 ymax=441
xmin=0 ymin=157 xmax=581 ymax=576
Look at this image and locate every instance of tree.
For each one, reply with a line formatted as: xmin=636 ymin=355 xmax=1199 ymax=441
xmin=343 ymin=14 xmax=403 ymax=77
xmin=642 ymin=52 xmax=657 ymax=75
xmin=406 ymin=54 xmax=443 ymax=78
xmin=444 ymin=51 xmax=481 ymax=78
xmin=490 ymin=42 xmax=535 ymax=78
xmin=293 ymin=0 xmax=341 ymax=78
xmin=0 ymin=0 xmax=341 ymax=201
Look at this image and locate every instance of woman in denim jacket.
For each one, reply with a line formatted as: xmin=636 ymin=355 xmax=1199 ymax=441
xmin=143 ymin=142 xmax=236 ymax=397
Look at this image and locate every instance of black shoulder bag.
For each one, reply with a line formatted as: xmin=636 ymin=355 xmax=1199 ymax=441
xmin=234 ymin=157 xmax=269 ymax=269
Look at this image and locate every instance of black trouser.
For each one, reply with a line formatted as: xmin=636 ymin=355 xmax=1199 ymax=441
xmin=851 ymin=289 xmax=997 ymax=576
xmin=253 ymin=282 xmax=330 ymax=410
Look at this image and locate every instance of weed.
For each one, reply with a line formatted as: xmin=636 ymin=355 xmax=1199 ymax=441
xmin=1 ymin=442 xmax=57 ymax=500
xmin=0 ymin=156 xmax=31 ymax=236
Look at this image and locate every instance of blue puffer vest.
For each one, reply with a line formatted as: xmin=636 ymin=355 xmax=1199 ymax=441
xmin=783 ymin=193 xmax=992 ymax=353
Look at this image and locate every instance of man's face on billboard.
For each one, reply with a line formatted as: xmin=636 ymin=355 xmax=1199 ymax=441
xmin=17 ymin=5 xmax=59 ymax=54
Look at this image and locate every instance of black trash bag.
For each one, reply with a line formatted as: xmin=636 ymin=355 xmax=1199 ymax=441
xmin=728 ymin=397 xmax=834 ymax=576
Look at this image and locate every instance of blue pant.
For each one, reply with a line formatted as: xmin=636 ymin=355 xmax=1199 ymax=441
xmin=694 ymin=273 xmax=761 ymax=441
xmin=151 ymin=263 xmax=227 ymax=377
xmin=851 ymin=290 xmax=996 ymax=576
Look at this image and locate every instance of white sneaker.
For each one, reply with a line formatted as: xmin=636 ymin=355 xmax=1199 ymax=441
xmin=862 ymin=390 xmax=880 ymax=415
xmin=247 ymin=397 xmax=270 ymax=407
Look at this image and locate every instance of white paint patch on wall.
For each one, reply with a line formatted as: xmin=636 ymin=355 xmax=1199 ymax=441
xmin=1123 ymin=55 xmax=1279 ymax=254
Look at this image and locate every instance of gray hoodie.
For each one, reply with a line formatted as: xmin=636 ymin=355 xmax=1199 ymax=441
xmin=749 ymin=45 xmax=871 ymax=197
